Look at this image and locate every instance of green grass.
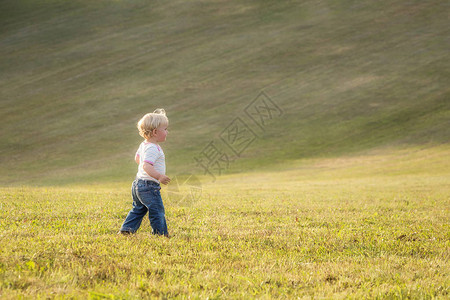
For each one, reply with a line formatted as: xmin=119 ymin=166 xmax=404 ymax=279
xmin=0 ymin=0 xmax=449 ymax=184
xmin=0 ymin=0 xmax=449 ymax=298
xmin=0 ymin=147 xmax=449 ymax=298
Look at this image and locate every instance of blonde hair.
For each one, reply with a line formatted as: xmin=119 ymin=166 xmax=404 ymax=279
xmin=137 ymin=108 xmax=169 ymax=139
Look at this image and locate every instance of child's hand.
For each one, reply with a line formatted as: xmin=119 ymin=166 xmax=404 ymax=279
xmin=159 ymin=174 xmax=171 ymax=185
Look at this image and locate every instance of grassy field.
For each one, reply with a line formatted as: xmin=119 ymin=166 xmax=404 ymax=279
xmin=1 ymin=0 xmax=449 ymax=298
xmin=1 ymin=0 xmax=449 ymax=184
xmin=0 ymin=146 xmax=449 ymax=299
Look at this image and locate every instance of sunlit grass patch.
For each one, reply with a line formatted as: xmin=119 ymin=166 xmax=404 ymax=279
xmin=1 ymin=148 xmax=448 ymax=298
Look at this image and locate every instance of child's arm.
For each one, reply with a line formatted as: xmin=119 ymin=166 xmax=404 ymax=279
xmin=143 ymin=162 xmax=171 ymax=185
xmin=135 ymin=154 xmax=140 ymax=164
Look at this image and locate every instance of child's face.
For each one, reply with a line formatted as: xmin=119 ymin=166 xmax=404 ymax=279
xmin=153 ymin=125 xmax=168 ymax=142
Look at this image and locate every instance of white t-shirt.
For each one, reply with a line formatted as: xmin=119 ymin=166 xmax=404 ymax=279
xmin=135 ymin=142 xmax=166 ymax=183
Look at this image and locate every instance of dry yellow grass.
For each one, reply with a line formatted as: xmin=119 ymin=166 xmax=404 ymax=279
xmin=1 ymin=146 xmax=448 ymax=298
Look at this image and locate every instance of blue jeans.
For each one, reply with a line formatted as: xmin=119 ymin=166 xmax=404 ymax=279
xmin=120 ymin=179 xmax=168 ymax=235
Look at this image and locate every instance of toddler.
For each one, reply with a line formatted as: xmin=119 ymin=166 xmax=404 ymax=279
xmin=119 ymin=109 xmax=171 ymax=236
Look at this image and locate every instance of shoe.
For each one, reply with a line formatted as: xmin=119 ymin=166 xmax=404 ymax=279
xmin=118 ymin=230 xmax=132 ymax=235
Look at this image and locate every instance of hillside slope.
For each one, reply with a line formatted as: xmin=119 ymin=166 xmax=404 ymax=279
xmin=0 ymin=0 xmax=448 ymax=185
